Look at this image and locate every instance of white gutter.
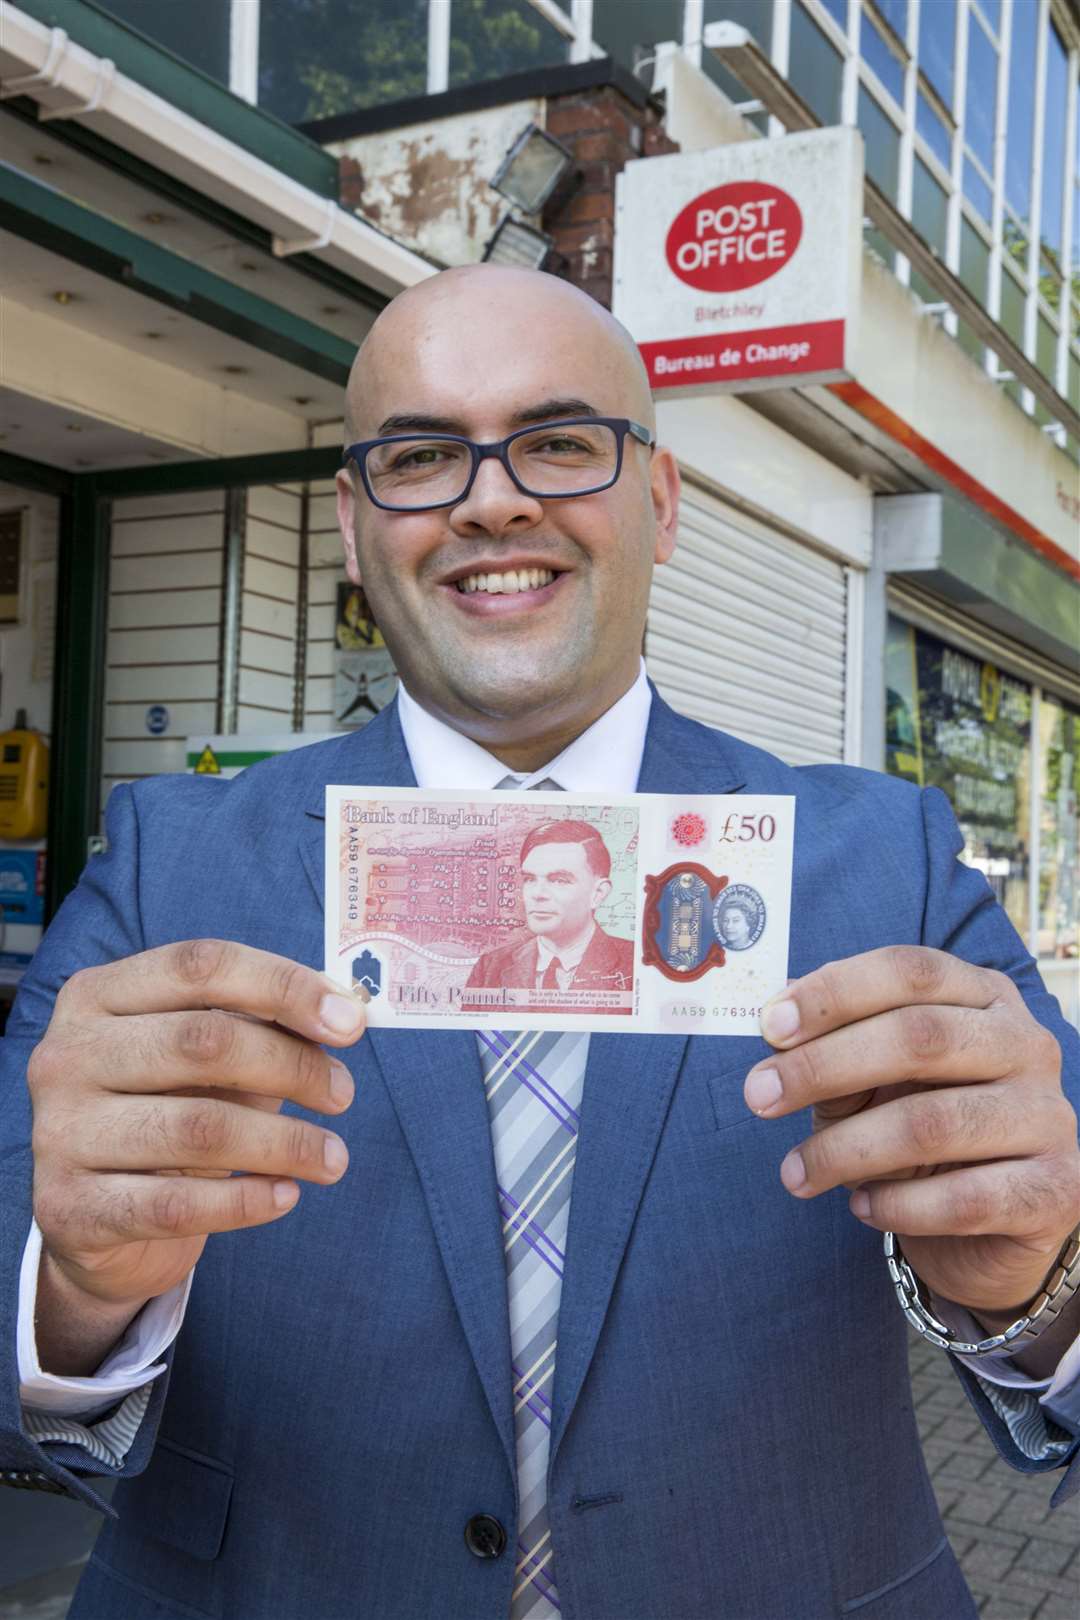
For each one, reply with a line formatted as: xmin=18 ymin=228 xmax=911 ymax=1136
xmin=0 ymin=3 xmax=434 ymax=299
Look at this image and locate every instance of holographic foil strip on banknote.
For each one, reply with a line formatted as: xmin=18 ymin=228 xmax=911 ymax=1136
xmin=325 ymin=787 xmax=794 ymax=1035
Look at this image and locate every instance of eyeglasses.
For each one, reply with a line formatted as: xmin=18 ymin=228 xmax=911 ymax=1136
xmin=343 ymin=417 xmax=654 ymax=512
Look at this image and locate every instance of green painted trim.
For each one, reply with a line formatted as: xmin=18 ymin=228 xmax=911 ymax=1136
xmin=46 ymin=478 xmax=109 ymax=920
xmin=0 ymin=450 xmax=74 ymax=496
xmin=1 ymin=102 xmax=388 ymax=317
xmin=14 ymin=0 xmax=338 ymax=199
xmin=96 ymin=447 xmax=343 ymax=497
xmin=185 ymin=751 xmax=279 ymax=768
xmin=937 ymin=508 xmax=1080 ymax=675
xmin=2 ymin=166 xmax=356 ymax=386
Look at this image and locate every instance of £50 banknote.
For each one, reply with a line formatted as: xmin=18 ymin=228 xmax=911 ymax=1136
xmin=324 ymin=787 xmax=794 ymax=1035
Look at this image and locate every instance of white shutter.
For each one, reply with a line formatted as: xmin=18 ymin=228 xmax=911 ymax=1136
xmin=647 ymin=479 xmax=848 ymax=766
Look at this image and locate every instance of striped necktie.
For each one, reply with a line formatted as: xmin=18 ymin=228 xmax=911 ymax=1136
xmin=480 ymin=777 xmax=590 ymax=1618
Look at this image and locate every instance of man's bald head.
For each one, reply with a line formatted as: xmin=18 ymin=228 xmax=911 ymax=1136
xmin=343 ymin=265 xmax=653 ymax=446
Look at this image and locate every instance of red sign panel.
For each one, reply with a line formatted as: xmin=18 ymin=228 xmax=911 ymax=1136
xmin=665 ymin=181 xmax=803 ymax=294
xmin=639 ymin=320 xmax=845 ymax=390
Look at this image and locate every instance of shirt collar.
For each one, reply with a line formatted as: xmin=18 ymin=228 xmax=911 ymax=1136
xmin=535 ymin=921 xmax=596 ymax=972
xmin=396 ymin=662 xmax=652 ymax=793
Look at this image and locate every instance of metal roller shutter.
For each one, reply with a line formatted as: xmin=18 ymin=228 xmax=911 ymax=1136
xmin=646 ymin=479 xmax=849 ymax=766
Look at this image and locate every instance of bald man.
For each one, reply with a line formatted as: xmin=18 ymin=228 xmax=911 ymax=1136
xmin=2 ymin=267 xmax=1077 ymax=1620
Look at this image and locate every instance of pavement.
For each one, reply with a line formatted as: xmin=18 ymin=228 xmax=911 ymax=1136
xmin=909 ymin=1332 xmax=1079 ymax=1620
xmin=1 ymin=1332 xmax=1076 ymax=1619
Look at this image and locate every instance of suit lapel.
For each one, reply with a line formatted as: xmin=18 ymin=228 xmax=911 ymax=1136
xmin=295 ymin=691 xmax=763 ymax=1478
xmin=549 ymin=691 xmax=750 ymax=1465
xmin=298 ymin=703 xmax=516 ymax=1477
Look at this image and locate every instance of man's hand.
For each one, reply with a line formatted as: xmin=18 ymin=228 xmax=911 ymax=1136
xmin=744 ymin=946 xmax=1080 ymax=1320
xmin=29 ymin=941 xmax=365 ymax=1342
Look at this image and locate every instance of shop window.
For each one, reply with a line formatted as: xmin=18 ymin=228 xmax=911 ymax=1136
xmin=789 ymin=2 xmax=844 ymax=127
xmin=1039 ymin=23 xmax=1069 ymax=263
xmin=861 ymin=13 xmax=905 ymax=106
xmin=964 ymin=13 xmax=997 ymax=176
xmin=916 ymin=0 xmax=955 ymax=108
xmin=885 ymin=617 xmax=1032 ymax=938
xmin=1004 ymin=0 xmax=1037 ymax=225
xmin=259 ymin=0 xmax=427 ymax=122
xmin=1037 ymin=696 xmax=1080 ymax=961
xmin=448 ymin=0 xmax=568 ymax=89
xmin=916 ymin=92 xmax=951 ymax=169
xmin=97 ymin=0 xmax=230 ymax=83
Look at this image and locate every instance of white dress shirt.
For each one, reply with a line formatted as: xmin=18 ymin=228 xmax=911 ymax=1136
xmin=18 ymin=661 xmax=1077 ymax=1451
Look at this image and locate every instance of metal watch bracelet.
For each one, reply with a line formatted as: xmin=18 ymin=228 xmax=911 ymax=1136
xmin=885 ymin=1224 xmax=1080 ymax=1358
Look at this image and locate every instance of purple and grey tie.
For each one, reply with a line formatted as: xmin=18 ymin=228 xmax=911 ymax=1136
xmin=480 ymin=778 xmax=590 ymax=1618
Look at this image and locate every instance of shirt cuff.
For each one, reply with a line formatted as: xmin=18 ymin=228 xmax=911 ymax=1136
xmin=18 ymin=1218 xmax=191 ymax=1419
xmin=929 ymin=1289 xmax=1067 ymax=1390
xmin=22 ymin=1382 xmax=155 ymax=1470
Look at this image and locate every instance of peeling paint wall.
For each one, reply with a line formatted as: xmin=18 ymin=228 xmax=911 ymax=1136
xmin=331 ymin=100 xmax=545 ymax=269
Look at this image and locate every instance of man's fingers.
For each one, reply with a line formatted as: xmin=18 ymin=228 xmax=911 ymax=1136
xmin=744 ymin=1000 xmax=1047 ymax=1118
xmin=759 ymin=945 xmax=1019 ymax=1050
xmin=69 ymin=1096 xmax=350 ymax=1184
xmin=55 ymin=940 xmax=366 ymax=1047
xmin=84 ymin=1171 xmax=304 ymax=1244
xmin=778 ymin=1082 xmax=1064 ymax=1199
xmin=842 ymin=1159 xmax=1074 ymax=1239
xmin=59 ymin=1011 xmax=355 ymax=1115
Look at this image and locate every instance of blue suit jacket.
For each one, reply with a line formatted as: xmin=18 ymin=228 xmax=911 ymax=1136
xmin=2 ymin=695 xmax=1077 ymax=1620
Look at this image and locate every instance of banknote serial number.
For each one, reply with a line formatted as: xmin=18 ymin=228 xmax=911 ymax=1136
xmin=670 ymin=1005 xmax=763 ymax=1019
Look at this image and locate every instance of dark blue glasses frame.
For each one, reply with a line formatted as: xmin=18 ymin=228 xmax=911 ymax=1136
xmin=343 ymin=417 xmax=655 ymax=512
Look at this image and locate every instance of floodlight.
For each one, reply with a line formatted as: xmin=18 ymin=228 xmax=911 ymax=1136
xmin=491 ymin=123 xmax=574 ymax=214
xmin=481 ymin=214 xmax=554 ymax=270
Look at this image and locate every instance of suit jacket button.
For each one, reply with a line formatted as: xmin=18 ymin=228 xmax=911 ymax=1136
xmin=464 ymin=1514 xmax=507 ymax=1559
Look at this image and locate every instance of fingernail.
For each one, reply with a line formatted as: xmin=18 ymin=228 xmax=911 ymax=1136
xmin=850 ymin=1189 xmax=871 ymax=1218
xmin=762 ymin=998 xmax=800 ymax=1043
xmin=319 ymin=993 xmax=364 ymax=1036
xmin=329 ymin=1060 xmax=354 ymax=1107
xmin=744 ymin=1067 xmax=783 ymax=1113
xmin=273 ymin=1180 xmax=299 ymax=1210
xmin=323 ymin=1136 xmax=349 ymax=1176
xmin=780 ymin=1150 xmax=806 ymax=1192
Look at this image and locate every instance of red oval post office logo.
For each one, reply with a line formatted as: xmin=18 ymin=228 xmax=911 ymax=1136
xmin=665 ymin=181 xmax=803 ymax=293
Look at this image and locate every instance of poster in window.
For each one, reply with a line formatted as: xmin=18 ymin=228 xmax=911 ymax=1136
xmin=333 ymin=583 xmax=397 ymax=729
xmin=885 ymin=617 xmax=1032 ymax=936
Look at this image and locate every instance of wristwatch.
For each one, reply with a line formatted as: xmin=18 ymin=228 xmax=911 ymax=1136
xmin=885 ymin=1224 xmax=1080 ymax=1357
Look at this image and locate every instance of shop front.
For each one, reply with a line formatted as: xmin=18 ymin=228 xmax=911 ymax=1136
xmin=885 ymin=594 xmax=1079 ymax=1026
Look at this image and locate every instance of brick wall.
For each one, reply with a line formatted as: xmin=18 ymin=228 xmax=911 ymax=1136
xmin=544 ymin=86 xmax=678 ymax=308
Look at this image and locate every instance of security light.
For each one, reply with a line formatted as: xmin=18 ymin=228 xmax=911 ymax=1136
xmin=481 ymin=215 xmax=555 ymax=271
xmin=490 ymin=123 xmax=574 ymax=215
